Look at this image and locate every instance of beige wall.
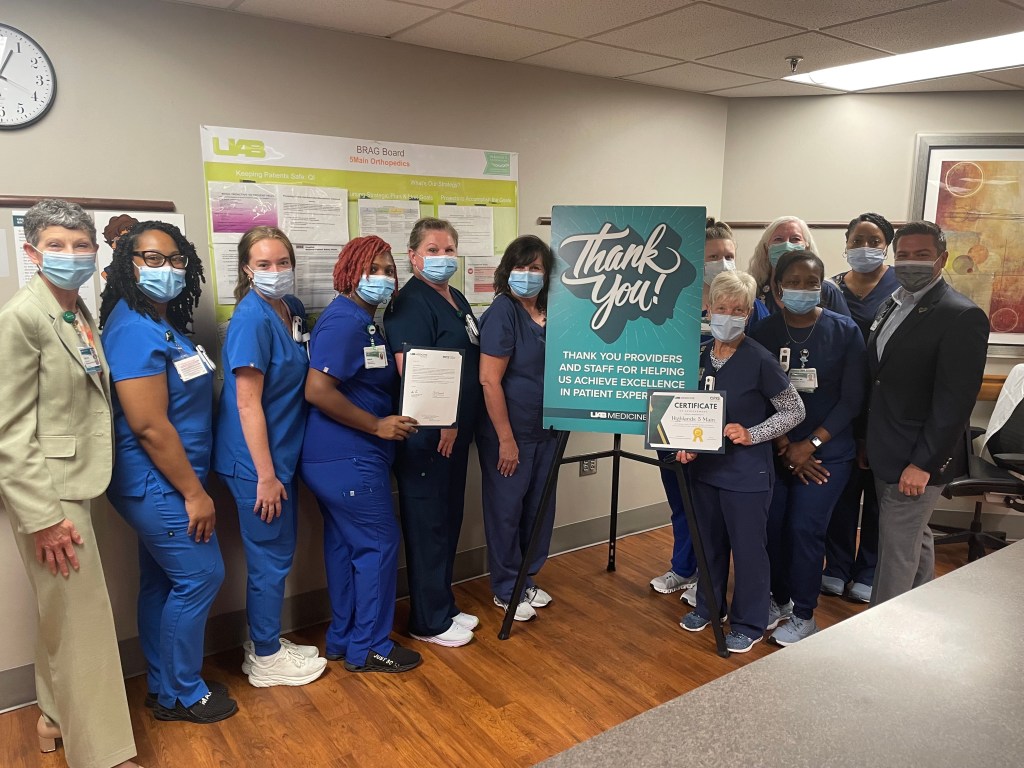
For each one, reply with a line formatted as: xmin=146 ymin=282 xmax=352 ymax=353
xmin=0 ymin=0 xmax=728 ymax=675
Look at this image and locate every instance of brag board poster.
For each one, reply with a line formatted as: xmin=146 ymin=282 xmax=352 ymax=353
xmin=543 ymin=206 xmax=705 ymax=435
xmin=200 ymin=125 xmax=519 ymax=326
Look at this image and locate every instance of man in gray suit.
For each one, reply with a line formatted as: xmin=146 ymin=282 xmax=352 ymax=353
xmin=865 ymin=221 xmax=989 ymax=605
xmin=0 ymin=200 xmax=139 ymax=768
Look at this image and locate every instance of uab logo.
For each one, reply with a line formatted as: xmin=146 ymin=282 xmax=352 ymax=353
xmin=212 ymin=138 xmax=266 ymax=158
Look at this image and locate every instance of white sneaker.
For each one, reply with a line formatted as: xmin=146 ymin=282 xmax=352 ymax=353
xmin=241 ymin=637 xmax=320 ymax=675
xmin=411 ymin=621 xmax=474 ymax=647
xmin=246 ymin=645 xmax=327 ymax=688
xmin=493 ymin=595 xmax=537 ymax=621
xmin=651 ymin=570 xmax=696 ymax=594
xmin=680 ymin=582 xmax=698 ymax=607
xmin=525 ymin=585 xmax=553 ymax=607
xmin=452 ymin=612 xmax=479 ymax=631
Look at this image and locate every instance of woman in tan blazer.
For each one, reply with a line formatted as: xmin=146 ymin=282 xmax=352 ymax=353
xmin=0 ymin=199 xmax=141 ymax=768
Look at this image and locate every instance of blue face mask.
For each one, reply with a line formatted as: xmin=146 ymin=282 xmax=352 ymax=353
xmin=137 ymin=264 xmax=186 ymax=302
xmin=252 ymin=268 xmax=294 ymax=300
xmin=508 ymin=270 xmax=545 ymax=298
xmin=768 ymin=241 xmax=803 ymax=267
xmin=703 ymin=258 xmax=735 ymax=286
xmin=33 ymin=247 xmax=97 ymax=290
xmin=846 ymin=247 xmax=886 ymax=273
xmin=356 ymin=275 xmax=396 ymax=306
xmin=420 ymin=255 xmax=458 ymax=284
xmin=709 ymin=313 xmax=747 ymax=342
xmin=780 ymin=288 xmax=821 ymax=314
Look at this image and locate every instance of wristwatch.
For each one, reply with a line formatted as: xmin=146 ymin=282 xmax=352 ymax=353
xmin=809 ymin=435 xmax=824 ymax=449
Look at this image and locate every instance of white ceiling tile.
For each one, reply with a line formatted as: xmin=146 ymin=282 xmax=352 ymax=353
xmin=457 ymin=0 xmax=693 ymax=38
xmin=626 ymin=62 xmax=764 ymax=91
xmin=705 ymin=0 xmax=935 ymax=30
xmin=236 ymin=0 xmax=437 ymax=36
xmin=860 ymin=73 xmax=1021 ymax=93
xmin=978 ymin=66 xmax=1024 ymax=87
xmin=698 ymin=31 xmax=884 ymax=78
xmin=593 ymin=4 xmax=800 ymax=60
xmin=708 ymin=79 xmax=841 ymax=96
xmin=392 ymin=14 xmax=573 ymax=60
xmin=824 ymin=0 xmax=1024 ymax=53
xmin=520 ymin=41 xmax=679 ymax=78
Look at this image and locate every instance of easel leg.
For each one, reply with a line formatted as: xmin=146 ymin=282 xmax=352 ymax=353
xmin=675 ymin=464 xmax=729 ymax=658
xmin=607 ymin=434 xmax=622 ymax=572
xmin=498 ymin=430 xmax=571 ymax=640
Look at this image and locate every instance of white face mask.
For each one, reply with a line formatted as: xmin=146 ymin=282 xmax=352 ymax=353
xmin=252 ymin=269 xmax=294 ymax=300
xmin=703 ymin=258 xmax=736 ymax=286
xmin=709 ymin=313 xmax=746 ymax=342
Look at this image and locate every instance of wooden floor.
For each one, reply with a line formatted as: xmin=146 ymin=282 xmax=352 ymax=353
xmin=2 ymin=528 xmax=970 ymax=768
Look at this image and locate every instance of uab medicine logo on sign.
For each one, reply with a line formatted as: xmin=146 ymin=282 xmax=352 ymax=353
xmin=212 ymin=137 xmax=267 ymax=159
xmin=483 ymin=151 xmax=511 ymax=176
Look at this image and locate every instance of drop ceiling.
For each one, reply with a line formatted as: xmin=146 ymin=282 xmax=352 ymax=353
xmin=163 ymin=0 xmax=1024 ymax=96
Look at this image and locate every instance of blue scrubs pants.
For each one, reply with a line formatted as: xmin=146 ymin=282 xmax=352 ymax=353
xmin=824 ymin=464 xmax=879 ymax=586
xmin=393 ymin=441 xmax=470 ymax=637
xmin=656 ymin=451 xmax=697 ymax=578
xmin=691 ymin=478 xmax=771 ymax=641
xmin=108 ymin=474 xmax=225 ymax=709
xmin=219 ymin=474 xmax=298 ymax=657
xmin=767 ymin=460 xmax=853 ymax=620
xmin=301 ymin=457 xmax=398 ymax=665
xmin=478 ymin=433 xmax=559 ymax=602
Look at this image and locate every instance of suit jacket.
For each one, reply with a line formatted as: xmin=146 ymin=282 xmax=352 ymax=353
xmin=866 ymin=279 xmax=988 ymax=485
xmin=0 ymin=275 xmax=113 ymax=533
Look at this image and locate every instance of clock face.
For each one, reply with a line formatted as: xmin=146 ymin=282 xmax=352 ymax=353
xmin=0 ymin=24 xmax=56 ymax=129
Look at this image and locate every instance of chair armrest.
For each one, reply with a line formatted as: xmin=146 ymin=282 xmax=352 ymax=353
xmin=992 ymin=453 xmax=1024 ymax=473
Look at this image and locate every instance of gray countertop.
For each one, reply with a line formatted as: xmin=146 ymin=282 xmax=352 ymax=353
xmin=538 ymin=542 xmax=1024 ymax=768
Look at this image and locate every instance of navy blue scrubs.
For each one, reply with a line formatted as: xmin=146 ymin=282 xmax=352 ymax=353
xmin=213 ymin=290 xmax=308 ymax=657
xmin=477 ymin=294 xmax=561 ymax=602
xmin=384 ymin=276 xmax=481 ymax=637
xmin=103 ymin=299 xmax=224 ymax=709
xmin=824 ymin=267 xmax=900 ymax=589
xmin=300 ymin=295 xmax=400 ymax=665
xmin=750 ymin=309 xmax=866 ymax=619
xmin=689 ymin=338 xmax=790 ymax=641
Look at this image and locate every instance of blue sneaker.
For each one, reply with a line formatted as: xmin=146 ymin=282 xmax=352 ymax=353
xmin=679 ymin=610 xmax=727 ymax=632
xmin=725 ymin=631 xmax=762 ymax=653
xmin=821 ymin=575 xmax=845 ymax=596
xmin=766 ymin=597 xmax=794 ymax=630
xmin=770 ymin=615 xmax=818 ymax=646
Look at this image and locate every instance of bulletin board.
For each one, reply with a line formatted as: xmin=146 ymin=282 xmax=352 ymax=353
xmin=200 ymin=125 xmax=519 ymax=327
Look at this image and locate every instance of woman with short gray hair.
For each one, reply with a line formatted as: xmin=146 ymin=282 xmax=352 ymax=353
xmin=0 ymin=199 xmax=140 ymax=767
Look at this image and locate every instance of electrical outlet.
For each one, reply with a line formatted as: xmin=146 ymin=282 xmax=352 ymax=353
xmin=579 ymin=459 xmax=598 ymax=476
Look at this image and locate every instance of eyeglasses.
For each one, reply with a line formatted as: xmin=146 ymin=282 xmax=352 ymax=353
xmin=133 ymin=250 xmax=189 ymax=269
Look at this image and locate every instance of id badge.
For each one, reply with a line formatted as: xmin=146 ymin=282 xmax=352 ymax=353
xmin=789 ymin=367 xmax=818 ymax=392
xmin=364 ymin=345 xmax=387 ymax=369
xmin=78 ymin=345 xmax=102 ymax=375
xmin=173 ymin=353 xmax=210 ymax=382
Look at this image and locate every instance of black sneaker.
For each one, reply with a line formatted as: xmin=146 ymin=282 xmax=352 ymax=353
xmin=344 ymin=644 xmax=421 ymax=673
xmin=146 ymin=680 xmax=228 ymax=709
xmin=325 ymin=650 xmax=346 ymax=662
xmin=154 ymin=688 xmax=238 ymax=724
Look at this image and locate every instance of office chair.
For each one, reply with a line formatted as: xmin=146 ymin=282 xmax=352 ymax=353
xmin=937 ymin=398 xmax=1024 ymax=561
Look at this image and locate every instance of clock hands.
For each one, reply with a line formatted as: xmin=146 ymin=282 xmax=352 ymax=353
xmin=0 ymin=48 xmax=32 ymax=96
xmin=0 ymin=48 xmax=12 ymax=77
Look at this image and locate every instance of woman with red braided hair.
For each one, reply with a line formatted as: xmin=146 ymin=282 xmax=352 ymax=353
xmin=301 ymin=235 xmax=421 ymax=673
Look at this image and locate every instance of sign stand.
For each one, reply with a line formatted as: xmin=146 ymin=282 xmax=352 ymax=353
xmin=497 ymin=432 xmax=730 ymax=658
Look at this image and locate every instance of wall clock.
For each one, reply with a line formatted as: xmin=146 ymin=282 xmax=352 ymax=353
xmin=0 ymin=24 xmax=56 ymax=130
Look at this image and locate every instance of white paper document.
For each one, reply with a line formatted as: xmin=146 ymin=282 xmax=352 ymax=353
xmin=464 ymin=255 xmax=500 ymax=305
xmin=400 ymin=346 xmax=464 ymax=427
xmin=357 ymin=198 xmax=421 ymax=253
xmin=438 ymin=205 xmax=493 ymax=257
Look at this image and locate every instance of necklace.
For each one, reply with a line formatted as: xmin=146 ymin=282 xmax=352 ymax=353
xmin=784 ymin=309 xmax=820 ymax=345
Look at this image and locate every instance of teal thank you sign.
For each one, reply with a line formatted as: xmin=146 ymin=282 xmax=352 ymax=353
xmin=543 ymin=206 xmax=706 ymax=435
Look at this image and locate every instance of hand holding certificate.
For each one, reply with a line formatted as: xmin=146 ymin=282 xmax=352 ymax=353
xmin=399 ymin=345 xmax=464 ymax=428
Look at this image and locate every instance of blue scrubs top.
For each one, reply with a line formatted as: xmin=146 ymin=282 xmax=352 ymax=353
xmin=478 ymin=294 xmax=550 ymax=443
xmin=213 ymin=290 xmax=308 ymax=483
xmin=384 ymin=275 xmax=481 ymax=450
xmin=749 ymin=309 xmax=866 ymax=463
xmin=760 ymin=280 xmax=851 ymax=318
xmin=302 ymin=295 xmax=398 ymax=465
xmin=832 ymin=267 xmax=900 ymax=340
xmin=690 ymin=338 xmax=790 ymax=493
xmin=103 ymin=299 xmax=213 ymax=496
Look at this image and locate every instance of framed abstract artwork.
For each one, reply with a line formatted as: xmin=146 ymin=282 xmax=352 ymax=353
xmin=911 ymin=133 xmax=1024 ymax=344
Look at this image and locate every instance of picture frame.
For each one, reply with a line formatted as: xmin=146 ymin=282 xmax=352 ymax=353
xmin=911 ymin=133 xmax=1024 ymax=345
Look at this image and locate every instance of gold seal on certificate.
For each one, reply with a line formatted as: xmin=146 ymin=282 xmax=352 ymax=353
xmin=645 ymin=390 xmax=726 ymax=454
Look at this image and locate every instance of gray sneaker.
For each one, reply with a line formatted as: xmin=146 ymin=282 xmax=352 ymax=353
xmin=821 ymin=575 xmax=845 ymax=596
xmin=771 ymin=615 xmax=818 ymax=646
xmin=725 ymin=631 xmax=762 ymax=653
xmin=766 ymin=597 xmax=794 ymax=630
xmin=680 ymin=582 xmax=698 ymax=607
xmin=848 ymin=582 xmax=872 ymax=603
xmin=650 ymin=570 xmax=696 ymax=594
